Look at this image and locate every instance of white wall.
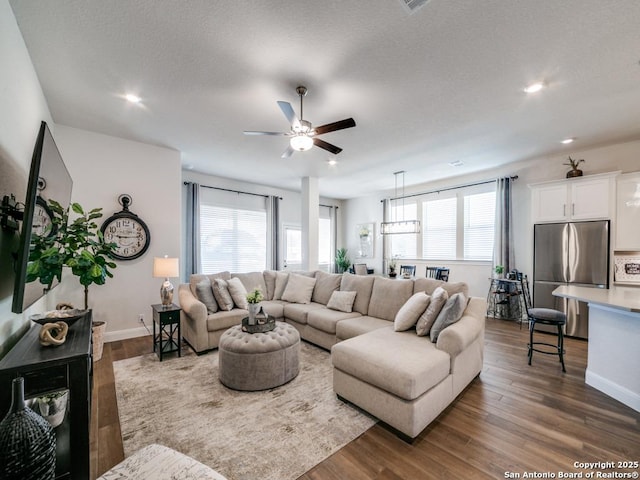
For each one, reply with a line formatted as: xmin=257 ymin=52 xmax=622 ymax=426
xmin=53 ymin=126 xmax=182 ymax=340
xmin=181 ymin=170 xmax=344 ymax=277
xmin=343 ymin=139 xmax=640 ymax=298
xmin=0 ymin=0 xmax=54 ymax=357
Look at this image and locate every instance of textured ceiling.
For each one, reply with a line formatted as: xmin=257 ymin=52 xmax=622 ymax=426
xmin=9 ymin=0 xmax=640 ymax=198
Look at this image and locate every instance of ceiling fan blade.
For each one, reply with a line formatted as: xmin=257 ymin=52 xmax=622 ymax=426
xmin=277 ymin=101 xmax=301 ymax=129
xmin=243 ymin=131 xmax=288 ymax=136
xmin=281 ymin=145 xmax=294 ymax=158
xmin=313 ymin=138 xmax=343 ymax=155
xmin=313 ymin=118 xmax=356 ymax=136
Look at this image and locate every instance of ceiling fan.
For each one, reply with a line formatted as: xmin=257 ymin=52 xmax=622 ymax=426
xmin=244 ymin=86 xmax=356 ymax=158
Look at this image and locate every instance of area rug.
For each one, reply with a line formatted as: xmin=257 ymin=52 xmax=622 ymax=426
xmin=113 ymin=342 xmax=376 ymax=480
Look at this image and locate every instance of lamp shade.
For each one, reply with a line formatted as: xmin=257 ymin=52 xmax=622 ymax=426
xmin=153 ymin=257 xmax=179 ymax=278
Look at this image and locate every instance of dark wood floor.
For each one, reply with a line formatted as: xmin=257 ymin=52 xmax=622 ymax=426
xmin=91 ymin=318 xmax=640 ymax=479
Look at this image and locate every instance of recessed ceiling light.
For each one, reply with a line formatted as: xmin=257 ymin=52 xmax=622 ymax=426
xmin=448 ymin=160 xmax=464 ymax=167
xmin=327 ymin=159 xmax=337 ymax=166
xmin=561 ymin=138 xmax=575 ymax=144
xmin=125 ymin=94 xmax=142 ymax=104
xmin=523 ymin=82 xmax=544 ymax=94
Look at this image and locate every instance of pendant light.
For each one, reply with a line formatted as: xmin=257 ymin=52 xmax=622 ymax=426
xmin=380 ymin=171 xmax=421 ymax=235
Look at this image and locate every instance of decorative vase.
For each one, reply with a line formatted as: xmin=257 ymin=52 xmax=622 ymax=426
xmin=566 ymin=169 xmax=583 ymax=178
xmin=247 ymin=303 xmax=259 ymax=325
xmin=0 ymin=377 xmax=56 ymax=480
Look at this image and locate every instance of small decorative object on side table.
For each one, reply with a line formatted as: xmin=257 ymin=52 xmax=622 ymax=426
xmin=152 ymin=304 xmax=181 ymax=361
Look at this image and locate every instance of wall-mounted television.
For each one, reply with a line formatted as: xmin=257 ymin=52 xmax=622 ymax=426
xmin=11 ymin=121 xmax=73 ymax=313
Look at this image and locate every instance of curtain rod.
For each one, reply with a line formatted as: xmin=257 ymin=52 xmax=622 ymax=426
xmin=381 ymin=175 xmax=518 ymax=202
xmin=184 ymin=181 xmax=282 ymax=200
xmin=320 ymin=204 xmax=339 ymax=209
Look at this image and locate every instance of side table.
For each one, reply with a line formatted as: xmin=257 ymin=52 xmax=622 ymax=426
xmin=152 ymin=304 xmax=181 ymax=361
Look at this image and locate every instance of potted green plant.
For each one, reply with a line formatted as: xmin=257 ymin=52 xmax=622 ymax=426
xmin=564 ymin=156 xmax=584 ymax=178
xmin=27 ymin=200 xmax=117 ymax=310
xmin=388 ymin=257 xmax=398 ymax=277
xmin=335 ymin=248 xmax=351 ymax=274
xmin=494 ymin=265 xmax=505 ymax=278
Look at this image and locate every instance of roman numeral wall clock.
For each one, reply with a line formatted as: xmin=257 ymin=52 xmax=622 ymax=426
xmin=100 ymin=194 xmax=150 ymax=261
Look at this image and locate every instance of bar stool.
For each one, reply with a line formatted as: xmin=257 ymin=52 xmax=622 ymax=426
xmin=527 ymin=308 xmax=566 ymax=372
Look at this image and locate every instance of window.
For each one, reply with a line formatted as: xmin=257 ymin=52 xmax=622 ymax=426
xmin=200 ymin=205 xmax=267 ymax=273
xmin=284 ymin=224 xmax=302 ymax=270
xmin=282 ymin=205 xmax=335 ymax=272
xmin=318 ymin=217 xmax=332 ymax=272
xmin=422 ymin=197 xmax=456 ymax=260
xmin=464 ymin=191 xmax=496 ymax=260
xmin=389 ymin=203 xmax=417 ymax=258
xmin=199 ymin=188 xmax=268 ymax=273
xmin=388 ymin=186 xmax=496 ymax=262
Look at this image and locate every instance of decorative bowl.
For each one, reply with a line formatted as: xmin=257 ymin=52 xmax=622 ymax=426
xmin=30 ymin=309 xmax=88 ymax=326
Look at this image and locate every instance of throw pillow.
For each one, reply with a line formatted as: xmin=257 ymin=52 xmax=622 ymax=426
xmin=430 ymin=292 xmax=468 ymax=342
xmin=273 ymin=271 xmax=289 ymax=300
xmin=212 ymin=278 xmax=234 ymax=311
xmin=326 ymin=290 xmax=357 ymax=313
xmin=394 ymin=292 xmax=431 ymax=331
xmin=281 ymin=273 xmax=317 ymax=304
xmin=195 ymin=279 xmax=218 ymax=314
xmin=415 ymin=287 xmax=448 ymax=336
xmin=226 ymin=277 xmax=248 ymax=309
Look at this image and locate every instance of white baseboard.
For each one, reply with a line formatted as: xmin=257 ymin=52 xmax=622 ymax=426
xmin=585 ymin=369 xmax=640 ymax=413
xmin=104 ymin=326 xmax=151 ymax=343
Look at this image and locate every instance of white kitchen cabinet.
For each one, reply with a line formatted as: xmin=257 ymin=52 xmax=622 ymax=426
xmin=615 ymin=172 xmax=640 ymax=250
xmin=531 ymin=183 xmax=569 ymax=222
xmin=530 ymin=172 xmax=619 ymax=223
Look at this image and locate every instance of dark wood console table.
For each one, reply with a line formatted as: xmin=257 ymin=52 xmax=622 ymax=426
xmin=0 ymin=311 xmax=93 ymax=480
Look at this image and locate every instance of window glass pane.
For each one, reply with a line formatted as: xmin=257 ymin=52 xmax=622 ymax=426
xmin=389 ymin=203 xmax=417 ymax=258
xmin=422 ymin=197 xmax=456 ymax=259
xmin=200 ymin=205 xmax=267 ymax=273
xmin=285 ymin=227 xmax=302 ymax=264
xmin=318 ymin=218 xmax=331 ymax=272
xmin=464 ymin=191 xmax=496 ymax=260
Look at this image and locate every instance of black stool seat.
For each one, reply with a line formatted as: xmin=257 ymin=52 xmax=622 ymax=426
xmin=527 ymin=308 xmax=567 ymax=372
xmin=527 ymin=308 xmax=567 ymax=323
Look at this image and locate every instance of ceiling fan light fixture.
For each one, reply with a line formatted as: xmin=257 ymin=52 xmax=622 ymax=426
xmin=290 ymin=134 xmax=313 ymax=151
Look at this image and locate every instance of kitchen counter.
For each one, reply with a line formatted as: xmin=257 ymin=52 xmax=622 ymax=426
xmin=553 ymin=285 xmax=640 ymax=412
xmin=552 ymin=285 xmax=640 ymax=313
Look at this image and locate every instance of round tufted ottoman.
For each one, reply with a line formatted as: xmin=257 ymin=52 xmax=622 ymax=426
xmin=218 ymin=321 xmax=300 ymax=391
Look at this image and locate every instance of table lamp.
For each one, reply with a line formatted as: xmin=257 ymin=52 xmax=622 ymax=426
xmin=153 ymin=256 xmax=179 ymax=307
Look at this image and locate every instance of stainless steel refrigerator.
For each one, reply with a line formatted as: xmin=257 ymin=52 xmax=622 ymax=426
xmin=533 ymin=220 xmax=609 ymax=339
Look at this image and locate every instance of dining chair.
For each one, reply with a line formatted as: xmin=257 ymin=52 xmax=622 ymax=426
xmin=426 ymin=266 xmax=449 ymax=282
xmin=400 ymin=265 xmax=416 ymax=277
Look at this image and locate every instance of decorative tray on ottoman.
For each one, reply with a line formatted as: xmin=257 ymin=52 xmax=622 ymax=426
xmin=242 ymin=316 xmax=275 ymax=333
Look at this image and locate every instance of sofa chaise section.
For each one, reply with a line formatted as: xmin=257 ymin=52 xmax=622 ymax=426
xmin=331 ymin=296 xmax=486 ymax=440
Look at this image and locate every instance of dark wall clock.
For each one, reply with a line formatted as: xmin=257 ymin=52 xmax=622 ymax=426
xmin=100 ymin=194 xmax=150 ymax=261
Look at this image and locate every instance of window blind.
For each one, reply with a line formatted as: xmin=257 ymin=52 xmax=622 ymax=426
xmin=422 ymin=197 xmax=456 ymax=259
xmin=464 ymin=191 xmax=496 ymax=260
xmin=199 ymin=188 xmax=267 ymax=273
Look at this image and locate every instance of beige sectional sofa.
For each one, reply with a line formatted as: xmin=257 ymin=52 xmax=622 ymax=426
xmin=178 ymin=270 xmax=486 ymax=440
